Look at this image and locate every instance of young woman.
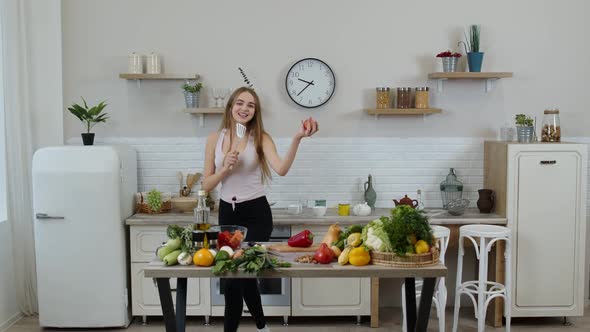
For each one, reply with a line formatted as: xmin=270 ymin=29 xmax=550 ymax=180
xmin=202 ymin=87 xmax=318 ymax=332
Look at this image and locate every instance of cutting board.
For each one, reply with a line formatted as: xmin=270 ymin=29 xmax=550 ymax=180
xmin=268 ymin=243 xmax=320 ymax=252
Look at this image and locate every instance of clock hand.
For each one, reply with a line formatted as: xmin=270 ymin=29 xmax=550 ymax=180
xmin=298 ymin=78 xmax=315 ymax=85
xmin=297 ymin=81 xmax=314 ymax=96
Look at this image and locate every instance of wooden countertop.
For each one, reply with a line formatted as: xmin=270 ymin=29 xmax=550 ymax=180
xmin=143 ymin=260 xmax=447 ymax=279
xmin=126 ymin=208 xmax=506 ymax=226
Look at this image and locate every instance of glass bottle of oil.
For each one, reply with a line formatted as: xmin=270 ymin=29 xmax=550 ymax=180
xmin=194 ymin=190 xmax=210 ymax=247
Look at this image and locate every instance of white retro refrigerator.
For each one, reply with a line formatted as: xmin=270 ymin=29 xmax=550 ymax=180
xmin=32 ymin=145 xmax=137 ymax=328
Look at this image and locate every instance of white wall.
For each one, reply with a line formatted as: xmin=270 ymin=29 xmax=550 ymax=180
xmin=61 ymin=0 xmax=590 ymax=139
xmin=0 ymin=222 xmax=19 ymax=331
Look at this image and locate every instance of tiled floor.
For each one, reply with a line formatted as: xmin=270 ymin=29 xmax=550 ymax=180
xmin=6 ymin=308 xmax=590 ymax=332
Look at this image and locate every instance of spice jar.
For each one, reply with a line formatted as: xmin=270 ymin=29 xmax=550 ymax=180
xmin=541 ymin=109 xmax=561 ymax=142
xmin=396 ymin=87 xmax=411 ymax=109
xmin=414 ymin=87 xmax=429 ymax=109
xmin=376 ymin=87 xmax=390 ymax=109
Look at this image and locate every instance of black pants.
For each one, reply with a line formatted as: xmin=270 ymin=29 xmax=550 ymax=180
xmin=219 ymin=196 xmax=273 ymax=332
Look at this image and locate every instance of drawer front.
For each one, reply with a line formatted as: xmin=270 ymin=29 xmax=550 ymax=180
xmin=131 ymin=263 xmax=210 ymax=316
xmin=515 ymin=152 xmax=580 ymax=307
xmin=291 ymin=277 xmax=370 ymax=316
xmin=130 ymin=226 xmax=169 ymax=263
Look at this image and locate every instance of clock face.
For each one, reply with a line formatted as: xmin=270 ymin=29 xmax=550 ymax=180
xmin=285 ymin=58 xmax=335 ymax=108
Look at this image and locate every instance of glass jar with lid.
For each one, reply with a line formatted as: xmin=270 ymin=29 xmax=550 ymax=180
xmin=396 ymin=87 xmax=411 ymax=109
xmin=541 ymin=109 xmax=561 ymax=142
xmin=414 ymin=87 xmax=429 ymax=109
xmin=376 ymin=87 xmax=390 ymax=109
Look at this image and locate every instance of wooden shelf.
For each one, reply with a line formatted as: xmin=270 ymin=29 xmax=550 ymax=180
xmin=182 ymin=108 xmax=224 ymax=114
xmin=119 ymin=73 xmax=200 ymax=80
xmin=182 ymin=108 xmax=224 ymax=126
xmin=428 ymin=72 xmax=513 ymax=79
xmin=428 ymin=72 xmax=513 ymax=93
xmin=365 ymin=108 xmax=442 ymax=115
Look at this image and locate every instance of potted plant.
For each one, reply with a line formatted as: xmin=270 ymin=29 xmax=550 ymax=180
xmin=459 ymin=24 xmax=483 ymax=72
xmin=67 ymin=98 xmax=109 ymax=146
xmin=436 ymin=50 xmax=462 ymax=72
xmin=182 ymin=81 xmax=203 ymax=108
xmin=515 ymin=114 xmax=534 ymax=143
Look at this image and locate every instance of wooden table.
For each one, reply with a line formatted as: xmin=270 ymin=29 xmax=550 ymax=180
xmin=145 ymin=262 xmax=447 ymax=332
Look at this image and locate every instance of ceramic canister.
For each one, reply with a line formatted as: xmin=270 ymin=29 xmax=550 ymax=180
xmin=146 ymin=52 xmax=161 ymax=74
xmin=128 ymin=52 xmax=143 ymax=74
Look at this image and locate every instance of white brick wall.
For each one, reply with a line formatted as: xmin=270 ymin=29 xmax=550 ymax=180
xmin=79 ymin=136 xmax=590 ymax=212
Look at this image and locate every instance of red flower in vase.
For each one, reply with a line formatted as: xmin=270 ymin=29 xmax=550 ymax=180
xmin=436 ymin=51 xmax=462 ymax=58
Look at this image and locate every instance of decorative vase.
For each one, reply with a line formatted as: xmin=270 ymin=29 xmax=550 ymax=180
xmin=184 ymin=91 xmax=200 ymax=108
xmin=441 ymin=57 xmax=458 ymax=72
xmin=81 ymin=133 xmax=95 ymax=146
xmin=516 ymin=126 xmax=534 ymax=143
xmin=363 ymin=174 xmax=377 ymax=209
xmin=467 ymin=52 xmax=484 ymax=72
xmin=440 ymin=168 xmax=463 ymax=209
xmin=477 ymin=189 xmax=495 ymax=213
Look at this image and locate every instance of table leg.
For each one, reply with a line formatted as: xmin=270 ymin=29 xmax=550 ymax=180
xmin=175 ymin=278 xmax=187 ymax=332
xmin=156 ymin=278 xmax=176 ymax=332
xmin=415 ymin=277 xmax=436 ymax=332
xmin=370 ymin=277 xmax=379 ymax=328
xmin=404 ymin=278 xmax=417 ymax=332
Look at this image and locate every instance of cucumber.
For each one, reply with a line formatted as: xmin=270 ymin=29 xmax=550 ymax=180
xmin=163 ymin=250 xmax=182 ymax=266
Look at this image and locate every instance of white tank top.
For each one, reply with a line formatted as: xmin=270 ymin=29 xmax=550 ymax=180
xmin=214 ymin=128 xmax=266 ymax=204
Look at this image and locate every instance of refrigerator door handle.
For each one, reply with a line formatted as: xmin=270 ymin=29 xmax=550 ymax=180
xmin=36 ymin=213 xmax=65 ymax=220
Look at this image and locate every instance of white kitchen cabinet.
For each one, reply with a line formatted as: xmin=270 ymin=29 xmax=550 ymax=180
xmin=290 ymin=225 xmax=371 ymax=317
xmin=129 ymin=225 xmax=210 ymax=318
xmin=484 ymin=142 xmax=587 ymax=318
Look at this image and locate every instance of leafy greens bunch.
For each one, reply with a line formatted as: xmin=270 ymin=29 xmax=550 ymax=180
xmin=389 ymin=206 xmax=434 ymax=256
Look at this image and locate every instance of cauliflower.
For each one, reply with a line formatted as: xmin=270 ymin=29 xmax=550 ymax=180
xmin=361 ymin=218 xmax=393 ymax=252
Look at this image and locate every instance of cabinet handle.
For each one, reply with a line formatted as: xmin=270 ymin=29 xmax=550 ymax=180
xmin=243 ymin=309 xmax=250 ymax=313
xmin=540 ymin=160 xmax=557 ymax=165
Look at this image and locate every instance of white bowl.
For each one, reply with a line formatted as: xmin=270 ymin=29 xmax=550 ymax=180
xmin=312 ymin=206 xmax=327 ymax=217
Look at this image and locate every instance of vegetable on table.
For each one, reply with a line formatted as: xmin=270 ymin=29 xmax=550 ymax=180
xmin=349 ymin=246 xmax=371 ymax=266
xmin=163 ymin=250 xmax=182 ymax=266
xmin=177 ymin=252 xmax=193 ymax=265
xmin=212 ymin=245 xmax=291 ymax=276
xmin=219 ymin=246 xmax=235 ymax=258
xmin=330 ymin=245 xmax=342 ymax=257
xmin=390 ymin=205 xmax=434 ymax=256
xmin=288 ymin=229 xmax=314 ymax=247
xmin=218 ymin=230 xmax=244 ymax=250
xmin=361 ymin=217 xmax=394 ymax=253
xmin=346 ymin=233 xmax=362 ymax=247
xmin=322 ymin=224 xmax=341 ymax=246
xmin=193 ymin=248 xmax=215 ymax=267
xmin=214 ymin=250 xmax=231 ymax=262
xmin=332 ymin=224 xmax=363 ymax=250
xmin=157 ymin=238 xmax=181 ymax=260
xmin=338 ymin=246 xmax=352 ymax=265
xmin=314 ymin=243 xmax=335 ymax=264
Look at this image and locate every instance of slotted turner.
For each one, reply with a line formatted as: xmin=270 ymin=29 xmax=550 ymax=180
xmin=229 ymin=123 xmax=247 ymax=170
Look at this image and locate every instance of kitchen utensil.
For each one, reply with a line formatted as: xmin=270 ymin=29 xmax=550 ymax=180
xmin=229 ymin=123 xmax=247 ymax=170
xmin=447 ymin=198 xmax=470 ymax=216
xmin=176 ymin=171 xmax=183 ymax=195
xmin=393 ymin=195 xmax=419 ymax=209
xmin=267 ymin=243 xmax=320 ymax=253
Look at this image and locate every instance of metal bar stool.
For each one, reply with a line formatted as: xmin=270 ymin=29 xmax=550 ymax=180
xmin=402 ymin=225 xmax=451 ymax=332
xmin=452 ymin=224 xmax=511 ymax=332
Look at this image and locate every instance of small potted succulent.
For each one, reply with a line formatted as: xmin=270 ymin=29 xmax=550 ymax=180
xmin=182 ymin=81 xmax=203 ymax=108
xmin=67 ymin=97 xmax=109 ymax=146
xmin=515 ymin=114 xmax=534 ymax=143
xmin=436 ymin=50 xmax=462 ymax=72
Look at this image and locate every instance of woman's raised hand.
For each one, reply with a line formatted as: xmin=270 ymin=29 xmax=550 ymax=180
xmin=223 ymin=151 xmax=239 ymax=170
xmin=296 ymin=117 xmax=319 ymax=139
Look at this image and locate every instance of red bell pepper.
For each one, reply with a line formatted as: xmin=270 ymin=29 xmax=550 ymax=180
xmin=288 ymin=229 xmax=314 ymax=247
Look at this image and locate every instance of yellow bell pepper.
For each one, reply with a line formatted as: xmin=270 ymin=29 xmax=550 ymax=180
xmin=348 ymin=246 xmax=371 ymax=266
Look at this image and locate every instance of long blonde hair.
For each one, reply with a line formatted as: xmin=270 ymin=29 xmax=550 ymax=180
xmin=220 ymin=87 xmax=271 ymax=183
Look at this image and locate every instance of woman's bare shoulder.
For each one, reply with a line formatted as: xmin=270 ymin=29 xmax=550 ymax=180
xmin=206 ymin=130 xmax=222 ymax=144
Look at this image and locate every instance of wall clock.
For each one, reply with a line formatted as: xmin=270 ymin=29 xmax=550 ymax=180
xmin=285 ymin=58 xmax=335 ymax=108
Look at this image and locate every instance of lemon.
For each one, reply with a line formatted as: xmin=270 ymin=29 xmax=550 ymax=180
xmin=414 ymin=240 xmax=430 ymax=254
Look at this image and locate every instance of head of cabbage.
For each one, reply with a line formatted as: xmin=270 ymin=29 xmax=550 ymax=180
xmin=361 ymin=217 xmax=393 ymax=252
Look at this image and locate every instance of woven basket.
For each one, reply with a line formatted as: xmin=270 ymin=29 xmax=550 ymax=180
xmin=371 ymin=248 xmax=440 ymax=267
xmin=135 ymin=192 xmax=172 ymax=214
